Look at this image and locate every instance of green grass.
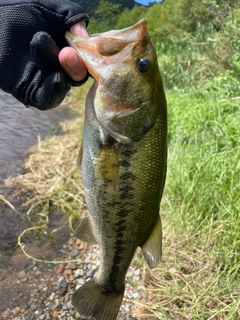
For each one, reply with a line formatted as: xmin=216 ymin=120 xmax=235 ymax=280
xmin=165 ymin=83 xmax=240 ymax=266
xmin=131 ymin=82 xmax=239 ymax=319
xmin=149 ymin=82 xmax=240 ymax=319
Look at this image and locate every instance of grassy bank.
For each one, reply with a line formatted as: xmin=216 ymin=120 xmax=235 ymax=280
xmin=7 ymin=75 xmax=240 ymax=319
xmin=158 ymin=85 xmax=240 ymax=319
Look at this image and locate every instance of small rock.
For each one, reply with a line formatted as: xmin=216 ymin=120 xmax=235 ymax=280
xmin=21 ymin=277 xmax=28 ymax=283
xmin=49 ymin=292 xmax=55 ymax=301
xmin=45 ymin=312 xmax=51 ymax=320
xmin=30 ymin=304 xmax=37 ymax=311
xmin=53 ymin=310 xmax=59 ymax=317
xmin=35 ymin=270 xmax=42 ymax=276
xmin=134 ymin=269 xmax=140 ymax=276
xmin=12 ymin=306 xmax=21 ymax=316
xmin=64 ymin=269 xmax=72 ymax=276
xmin=74 ymin=269 xmax=84 ymax=278
xmin=68 ymin=238 xmax=74 ymax=246
xmin=64 ymin=292 xmax=71 ymax=302
xmin=31 ymin=289 xmax=38 ymax=296
xmin=132 ymin=292 xmax=139 ymax=299
xmin=22 ymin=295 xmax=29 ymax=301
xmin=54 ymin=264 xmax=66 ymax=275
xmin=58 ymin=277 xmax=67 ymax=288
xmin=18 ymin=270 xmax=26 ymax=279
xmin=53 ymin=298 xmax=61 ymax=309
xmin=69 ymin=249 xmax=79 ymax=258
xmin=86 ymin=267 xmax=97 ymax=278
xmin=67 ymin=263 xmax=76 ymax=270
xmin=22 ymin=314 xmax=32 ymax=320
xmin=55 ymin=288 xmax=67 ymax=296
xmin=62 ymin=304 xmax=69 ymax=311
xmin=1 ymin=310 xmax=11 ymax=318
xmin=34 ymin=309 xmax=42 ymax=316
xmin=76 ymin=278 xmax=85 ymax=286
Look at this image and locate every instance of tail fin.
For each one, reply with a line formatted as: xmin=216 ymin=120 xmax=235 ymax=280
xmin=72 ymin=279 xmax=124 ymax=320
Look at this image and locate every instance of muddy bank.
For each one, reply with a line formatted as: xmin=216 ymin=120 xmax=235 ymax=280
xmin=0 ymin=86 xmax=86 ymax=318
xmin=0 ymin=90 xmax=76 ymax=317
xmin=0 ymin=184 xmax=70 ymax=317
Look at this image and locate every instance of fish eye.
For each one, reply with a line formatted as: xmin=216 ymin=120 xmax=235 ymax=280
xmin=137 ymin=58 xmax=151 ymax=73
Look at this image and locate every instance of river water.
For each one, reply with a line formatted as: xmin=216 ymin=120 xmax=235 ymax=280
xmin=0 ymin=90 xmax=77 ymax=179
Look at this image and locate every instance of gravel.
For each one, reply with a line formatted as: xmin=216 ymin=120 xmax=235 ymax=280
xmin=1 ymin=236 xmax=146 ymax=320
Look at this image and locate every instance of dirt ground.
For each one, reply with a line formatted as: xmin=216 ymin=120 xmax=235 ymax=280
xmin=0 ymin=183 xmax=71 ymax=316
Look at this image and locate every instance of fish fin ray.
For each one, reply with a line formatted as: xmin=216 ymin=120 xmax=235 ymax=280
xmin=141 ymin=215 xmax=162 ymax=269
xmin=77 ymin=142 xmax=83 ymax=169
xmin=72 ymin=279 xmax=124 ymax=320
xmin=75 ymin=215 xmax=97 ymax=245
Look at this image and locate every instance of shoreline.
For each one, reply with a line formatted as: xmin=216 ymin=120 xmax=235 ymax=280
xmin=0 ymin=85 xmax=143 ymax=320
xmin=1 ymin=84 xmax=239 ymax=319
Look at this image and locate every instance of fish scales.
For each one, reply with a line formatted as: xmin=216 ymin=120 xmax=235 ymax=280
xmin=83 ymin=103 xmax=166 ymax=291
xmin=66 ymin=18 xmax=167 ymax=320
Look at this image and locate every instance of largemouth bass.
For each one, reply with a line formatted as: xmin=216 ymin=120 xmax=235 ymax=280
xmin=66 ymin=19 xmax=167 ymax=320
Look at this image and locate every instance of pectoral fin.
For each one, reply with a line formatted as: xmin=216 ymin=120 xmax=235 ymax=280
xmin=141 ymin=215 xmax=162 ymax=269
xmin=75 ymin=215 xmax=97 ymax=245
xmin=98 ymin=143 xmax=119 ymax=183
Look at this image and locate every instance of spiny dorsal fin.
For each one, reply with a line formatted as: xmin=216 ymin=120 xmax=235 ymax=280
xmin=141 ymin=215 xmax=162 ymax=269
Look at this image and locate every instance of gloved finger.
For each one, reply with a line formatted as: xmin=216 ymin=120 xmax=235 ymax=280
xmin=30 ymin=31 xmax=64 ymax=78
xmin=28 ymin=71 xmax=71 ymax=110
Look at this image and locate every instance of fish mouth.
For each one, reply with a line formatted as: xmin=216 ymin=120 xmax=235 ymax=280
xmin=65 ymin=19 xmax=149 ymax=81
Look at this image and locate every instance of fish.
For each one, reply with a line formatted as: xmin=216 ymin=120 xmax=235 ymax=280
xmin=65 ymin=18 xmax=167 ymax=320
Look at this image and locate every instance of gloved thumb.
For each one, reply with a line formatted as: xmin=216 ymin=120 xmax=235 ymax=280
xmin=29 ymin=31 xmax=71 ymax=110
xmin=30 ymin=31 xmax=64 ymax=77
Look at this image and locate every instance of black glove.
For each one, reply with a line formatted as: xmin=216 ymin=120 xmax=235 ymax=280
xmin=0 ymin=0 xmax=89 ymax=110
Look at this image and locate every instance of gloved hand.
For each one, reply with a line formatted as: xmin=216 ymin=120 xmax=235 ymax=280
xmin=0 ymin=0 xmax=89 ymax=110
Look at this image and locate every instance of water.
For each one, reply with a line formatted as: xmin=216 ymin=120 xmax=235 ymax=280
xmin=0 ymin=90 xmax=77 ymax=179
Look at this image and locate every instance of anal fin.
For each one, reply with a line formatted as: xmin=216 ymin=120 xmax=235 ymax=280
xmin=141 ymin=215 xmax=162 ymax=269
xmin=75 ymin=215 xmax=97 ymax=245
